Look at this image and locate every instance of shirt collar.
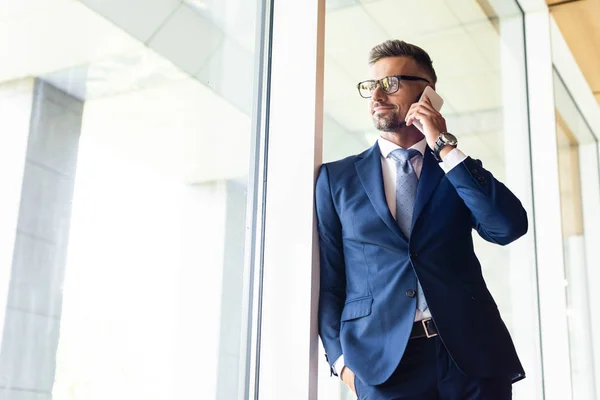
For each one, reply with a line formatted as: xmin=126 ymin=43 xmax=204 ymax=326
xmin=377 ymin=136 xmax=427 ymax=159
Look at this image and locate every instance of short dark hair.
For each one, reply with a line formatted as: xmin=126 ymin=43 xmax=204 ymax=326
xmin=368 ymin=40 xmax=437 ymax=84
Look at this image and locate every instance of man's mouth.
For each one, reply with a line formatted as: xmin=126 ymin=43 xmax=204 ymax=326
xmin=373 ymin=106 xmax=395 ymax=114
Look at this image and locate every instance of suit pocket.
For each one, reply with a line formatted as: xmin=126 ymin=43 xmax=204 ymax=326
xmin=341 ymin=296 xmax=373 ymax=321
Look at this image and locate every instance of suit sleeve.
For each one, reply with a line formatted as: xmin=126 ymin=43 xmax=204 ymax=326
xmin=315 ymin=164 xmax=346 ymax=373
xmin=445 ymin=157 xmax=528 ymax=245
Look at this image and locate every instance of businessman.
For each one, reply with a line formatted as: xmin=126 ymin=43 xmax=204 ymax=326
xmin=316 ymin=40 xmax=527 ymax=400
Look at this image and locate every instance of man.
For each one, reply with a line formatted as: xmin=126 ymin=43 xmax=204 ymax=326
xmin=316 ymin=40 xmax=527 ymax=400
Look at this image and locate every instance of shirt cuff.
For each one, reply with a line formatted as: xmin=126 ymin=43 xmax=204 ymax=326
xmin=333 ymin=354 xmax=345 ymax=380
xmin=438 ymin=148 xmax=468 ymax=173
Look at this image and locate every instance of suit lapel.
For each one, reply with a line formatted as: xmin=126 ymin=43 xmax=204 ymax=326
xmin=355 ymin=143 xmax=406 ymax=242
xmin=411 ymin=148 xmax=444 ymax=230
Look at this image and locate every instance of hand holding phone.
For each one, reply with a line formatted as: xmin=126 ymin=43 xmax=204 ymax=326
xmin=411 ymin=86 xmax=444 ymax=133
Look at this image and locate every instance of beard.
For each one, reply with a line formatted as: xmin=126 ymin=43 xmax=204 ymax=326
xmin=372 ymin=111 xmax=405 ymax=132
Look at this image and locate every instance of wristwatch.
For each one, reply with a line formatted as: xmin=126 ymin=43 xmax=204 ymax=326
xmin=432 ymin=132 xmax=458 ymax=161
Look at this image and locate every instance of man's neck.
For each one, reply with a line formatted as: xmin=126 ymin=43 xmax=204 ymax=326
xmin=380 ymin=129 xmax=424 ymax=149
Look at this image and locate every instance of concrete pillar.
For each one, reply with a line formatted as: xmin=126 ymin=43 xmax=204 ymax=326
xmin=0 ymin=79 xmax=83 ymax=399
xmin=215 ymin=180 xmax=247 ymax=400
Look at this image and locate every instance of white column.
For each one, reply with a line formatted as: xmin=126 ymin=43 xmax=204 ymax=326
xmin=0 ymin=78 xmax=35 ymax=341
xmin=525 ymin=9 xmax=573 ymax=400
xmin=258 ymin=0 xmax=326 ymax=398
xmin=579 ymin=142 xmax=600 ymax=399
xmin=499 ymin=14 xmax=544 ymax=400
xmin=565 ymin=234 xmax=596 ymax=399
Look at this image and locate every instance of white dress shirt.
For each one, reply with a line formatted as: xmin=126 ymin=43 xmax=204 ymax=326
xmin=333 ymin=137 xmax=468 ymax=378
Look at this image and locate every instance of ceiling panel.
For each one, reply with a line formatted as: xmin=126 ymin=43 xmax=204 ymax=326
xmin=325 ymin=6 xmax=389 ymax=80
xmin=0 ymin=0 xmax=73 ymax=20
xmin=195 ymin=36 xmax=255 ymax=115
xmin=79 ymin=0 xmax=180 ymax=43
xmin=363 ymin=0 xmax=461 ymax=40
xmin=443 ymin=0 xmax=489 ymax=25
xmin=185 ymin=0 xmax=257 ymax=53
xmin=0 ymin=1 xmax=142 ymax=83
xmin=413 ymin=26 xmax=495 ymax=78
xmin=147 ymin=4 xmax=224 ymax=76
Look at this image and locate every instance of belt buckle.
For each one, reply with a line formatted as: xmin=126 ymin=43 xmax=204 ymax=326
xmin=421 ymin=318 xmax=438 ymax=338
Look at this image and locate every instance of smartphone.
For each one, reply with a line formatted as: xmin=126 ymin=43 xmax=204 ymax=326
xmin=412 ymin=86 xmax=444 ymax=133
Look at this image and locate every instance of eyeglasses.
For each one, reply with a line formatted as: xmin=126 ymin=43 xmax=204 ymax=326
xmin=357 ymin=75 xmax=430 ymax=98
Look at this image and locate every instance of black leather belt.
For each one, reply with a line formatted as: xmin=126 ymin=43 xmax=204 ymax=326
xmin=410 ymin=318 xmax=438 ymax=339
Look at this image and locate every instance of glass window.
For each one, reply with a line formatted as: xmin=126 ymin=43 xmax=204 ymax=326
xmin=319 ymin=1 xmax=541 ymax=399
xmin=554 ymin=69 xmax=600 ymax=400
xmin=0 ymin=1 xmax=264 ymax=399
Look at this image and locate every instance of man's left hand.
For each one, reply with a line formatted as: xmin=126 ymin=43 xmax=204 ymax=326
xmin=405 ymin=96 xmax=447 ymax=150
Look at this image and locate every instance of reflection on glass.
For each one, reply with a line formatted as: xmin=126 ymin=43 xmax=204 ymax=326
xmin=554 ymin=70 xmax=598 ymax=400
xmin=0 ymin=1 xmax=260 ymax=399
xmin=321 ymin=0 xmax=538 ymax=399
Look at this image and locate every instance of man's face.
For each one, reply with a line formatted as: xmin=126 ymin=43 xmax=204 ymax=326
xmin=368 ymin=56 xmax=430 ymax=132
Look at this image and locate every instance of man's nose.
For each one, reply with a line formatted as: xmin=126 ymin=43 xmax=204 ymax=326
xmin=372 ymin=84 xmax=387 ymax=102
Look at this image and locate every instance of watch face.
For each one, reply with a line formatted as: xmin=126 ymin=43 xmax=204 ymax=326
xmin=441 ymin=133 xmax=458 ymax=146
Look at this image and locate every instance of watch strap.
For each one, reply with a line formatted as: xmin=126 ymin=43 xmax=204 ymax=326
xmin=432 ymin=132 xmax=457 ymax=161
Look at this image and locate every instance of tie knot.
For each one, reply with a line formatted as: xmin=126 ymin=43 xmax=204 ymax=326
xmin=389 ymin=148 xmax=421 ymax=164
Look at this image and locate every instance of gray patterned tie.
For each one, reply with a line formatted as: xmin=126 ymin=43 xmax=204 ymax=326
xmin=389 ymin=148 xmax=428 ymax=312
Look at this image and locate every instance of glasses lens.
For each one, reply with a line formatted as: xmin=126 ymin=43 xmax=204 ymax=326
xmin=381 ymin=76 xmax=399 ymax=94
xmin=358 ymin=81 xmax=376 ymax=98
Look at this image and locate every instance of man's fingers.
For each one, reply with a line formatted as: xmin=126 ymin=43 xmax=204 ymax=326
xmin=406 ymin=110 xmax=426 ymax=125
xmin=416 ymin=101 xmax=436 ymax=114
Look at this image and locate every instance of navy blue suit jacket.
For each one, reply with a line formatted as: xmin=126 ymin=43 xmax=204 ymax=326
xmin=316 ymin=142 xmax=527 ymax=386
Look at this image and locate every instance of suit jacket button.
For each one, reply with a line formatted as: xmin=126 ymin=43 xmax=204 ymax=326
xmin=406 ymin=289 xmax=416 ymax=298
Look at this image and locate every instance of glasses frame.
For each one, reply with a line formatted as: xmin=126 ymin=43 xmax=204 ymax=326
xmin=356 ymin=75 xmax=430 ymax=98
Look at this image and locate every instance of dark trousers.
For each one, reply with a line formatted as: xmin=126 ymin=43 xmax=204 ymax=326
xmin=353 ymin=336 xmax=512 ymax=400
